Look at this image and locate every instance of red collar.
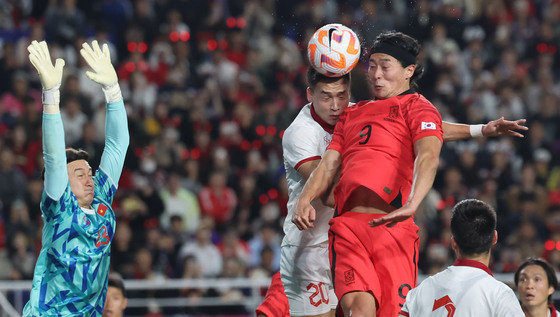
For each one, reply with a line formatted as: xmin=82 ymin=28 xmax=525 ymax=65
xmin=551 ymin=304 xmax=558 ymax=317
xmin=453 ymin=259 xmax=493 ymax=276
xmin=310 ymin=104 xmax=335 ymax=133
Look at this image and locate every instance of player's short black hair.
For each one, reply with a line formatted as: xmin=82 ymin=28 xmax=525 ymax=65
xmin=66 ymin=148 xmax=90 ymax=164
xmin=370 ymin=31 xmax=424 ymax=88
xmin=450 ymin=199 xmax=496 ymax=257
xmin=306 ymin=67 xmax=351 ymax=92
xmin=41 ymin=148 xmax=90 ymax=180
xmin=108 ymin=273 xmax=127 ymax=297
xmin=515 ymin=258 xmax=558 ymax=303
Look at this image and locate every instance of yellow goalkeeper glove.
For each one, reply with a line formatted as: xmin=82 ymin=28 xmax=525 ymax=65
xmin=27 ymin=40 xmax=65 ymax=107
xmin=80 ymin=40 xmax=122 ymax=103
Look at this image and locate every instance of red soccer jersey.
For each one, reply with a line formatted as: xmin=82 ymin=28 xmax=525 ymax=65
xmin=327 ymin=91 xmax=443 ymax=213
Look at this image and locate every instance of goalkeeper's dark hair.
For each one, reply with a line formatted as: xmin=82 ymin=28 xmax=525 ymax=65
xmin=514 ymin=258 xmax=557 ymax=303
xmin=370 ymin=31 xmax=424 ymax=89
xmin=450 ymin=199 xmax=496 ymax=257
xmin=41 ymin=148 xmax=90 ymax=180
xmin=306 ymin=67 xmax=351 ymax=91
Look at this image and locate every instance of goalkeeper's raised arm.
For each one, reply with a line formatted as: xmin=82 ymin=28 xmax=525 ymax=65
xmin=80 ymin=40 xmax=129 ymax=186
xmin=28 ymin=40 xmax=68 ymax=200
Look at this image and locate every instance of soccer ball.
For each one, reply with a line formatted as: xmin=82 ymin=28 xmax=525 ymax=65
xmin=307 ymin=23 xmax=361 ymax=77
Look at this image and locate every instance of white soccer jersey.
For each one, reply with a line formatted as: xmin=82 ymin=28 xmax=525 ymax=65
xmin=282 ymin=103 xmax=334 ymax=247
xmin=401 ymin=259 xmax=524 ymax=317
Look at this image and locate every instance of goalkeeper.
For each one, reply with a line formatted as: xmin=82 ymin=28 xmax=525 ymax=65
xmin=24 ymin=40 xmax=129 ymax=316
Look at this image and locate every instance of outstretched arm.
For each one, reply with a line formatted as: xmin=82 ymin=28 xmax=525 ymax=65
xmin=28 ymin=40 xmax=67 ymax=200
xmin=370 ymin=136 xmax=442 ymax=227
xmin=293 ymin=149 xmax=341 ymax=230
xmin=442 ymin=117 xmax=527 ymax=142
xmin=80 ymin=41 xmax=129 ymax=185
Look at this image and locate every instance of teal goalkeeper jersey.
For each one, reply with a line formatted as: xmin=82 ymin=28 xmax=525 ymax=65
xmin=24 ymin=168 xmax=117 ymax=316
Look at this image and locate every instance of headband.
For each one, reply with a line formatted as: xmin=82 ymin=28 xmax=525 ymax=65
xmin=370 ymin=42 xmax=416 ymax=67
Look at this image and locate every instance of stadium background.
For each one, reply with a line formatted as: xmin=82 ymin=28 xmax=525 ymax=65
xmin=0 ymin=0 xmax=559 ymax=315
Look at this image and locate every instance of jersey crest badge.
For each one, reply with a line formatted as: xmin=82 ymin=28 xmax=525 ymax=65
xmin=384 ymin=105 xmax=400 ymax=122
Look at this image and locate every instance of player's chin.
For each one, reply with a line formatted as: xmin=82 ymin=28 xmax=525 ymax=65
xmin=102 ymin=310 xmax=114 ymax=317
xmin=85 ymin=195 xmax=94 ymax=205
xmin=327 ymin=116 xmax=339 ymax=125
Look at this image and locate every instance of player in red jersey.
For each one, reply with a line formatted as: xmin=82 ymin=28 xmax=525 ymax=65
xmin=293 ymin=30 xmax=448 ymax=316
xmin=256 ymin=271 xmax=290 ymax=317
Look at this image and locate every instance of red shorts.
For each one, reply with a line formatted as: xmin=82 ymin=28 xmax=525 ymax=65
xmin=255 ymin=271 xmax=290 ymax=316
xmin=328 ymin=212 xmax=419 ymax=316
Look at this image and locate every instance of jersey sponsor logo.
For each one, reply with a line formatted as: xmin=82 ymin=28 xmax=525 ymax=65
xmin=432 ymin=295 xmax=455 ymax=316
xmin=384 ymin=105 xmax=399 ymax=122
xmin=421 ymin=122 xmax=436 ymax=130
xmin=97 ymin=204 xmax=108 ymax=217
xmin=344 ymin=269 xmax=355 ymax=285
xmin=307 ymin=282 xmax=329 ymax=307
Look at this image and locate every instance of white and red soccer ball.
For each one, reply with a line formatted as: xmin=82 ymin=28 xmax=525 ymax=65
xmin=307 ymin=23 xmax=361 ymax=77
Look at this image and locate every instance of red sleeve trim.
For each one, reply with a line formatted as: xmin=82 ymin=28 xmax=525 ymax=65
xmin=294 ymin=156 xmax=322 ymax=170
xmin=326 ymin=143 xmax=343 ymax=154
xmin=399 ymin=311 xmax=410 ymax=317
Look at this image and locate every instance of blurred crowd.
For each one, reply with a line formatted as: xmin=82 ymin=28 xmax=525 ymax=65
xmin=0 ymin=0 xmax=560 ymax=312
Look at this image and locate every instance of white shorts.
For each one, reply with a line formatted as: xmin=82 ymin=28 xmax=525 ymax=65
xmin=280 ymin=241 xmax=338 ymax=316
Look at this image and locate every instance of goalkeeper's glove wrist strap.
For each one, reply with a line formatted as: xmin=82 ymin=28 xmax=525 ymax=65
xmin=42 ymin=86 xmax=60 ymax=106
xmin=102 ymin=82 xmax=122 ymax=104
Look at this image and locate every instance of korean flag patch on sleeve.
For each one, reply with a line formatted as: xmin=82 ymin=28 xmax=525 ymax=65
xmin=421 ymin=122 xmax=436 ymax=130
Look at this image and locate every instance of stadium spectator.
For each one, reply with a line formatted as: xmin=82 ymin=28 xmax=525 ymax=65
xmin=198 ymin=169 xmax=238 ymax=227
xmin=160 ymin=172 xmax=200 ymax=233
xmin=0 ymin=148 xmax=27 ymax=210
xmin=178 ymin=224 xmax=223 ymax=278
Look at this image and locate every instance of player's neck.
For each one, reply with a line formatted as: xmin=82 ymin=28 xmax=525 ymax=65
xmin=522 ymin=303 xmax=550 ymax=317
xmin=79 ymin=203 xmax=93 ymax=210
xmin=460 ymin=252 xmax=491 ymax=267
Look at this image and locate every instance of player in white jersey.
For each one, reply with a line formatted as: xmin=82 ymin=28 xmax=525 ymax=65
xmin=280 ymin=68 xmax=349 ymax=316
xmin=400 ymin=199 xmax=524 ymax=317
xmin=275 ymin=67 xmax=529 ymax=317
xmin=515 ymin=258 xmax=559 ymax=317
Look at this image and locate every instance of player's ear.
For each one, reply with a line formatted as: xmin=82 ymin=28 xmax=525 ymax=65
xmin=450 ymin=236 xmax=459 ymax=253
xmin=492 ymin=230 xmax=498 ymax=245
xmin=405 ymin=64 xmax=416 ymax=80
xmin=306 ymin=87 xmax=313 ymax=103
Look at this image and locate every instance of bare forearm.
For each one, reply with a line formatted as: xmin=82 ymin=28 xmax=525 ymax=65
xmin=321 ymin=169 xmax=340 ymax=207
xmin=300 ymin=156 xmax=339 ymax=205
xmin=406 ymin=152 xmax=439 ymax=209
xmin=442 ymin=122 xmax=471 ymax=142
